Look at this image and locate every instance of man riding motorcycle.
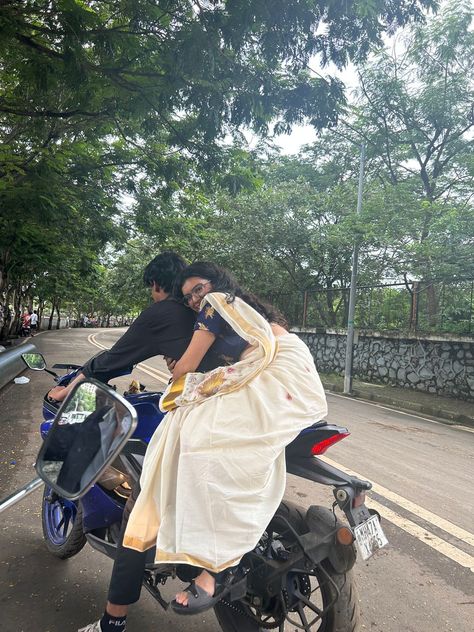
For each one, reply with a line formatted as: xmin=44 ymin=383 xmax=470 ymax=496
xmin=48 ymin=250 xmax=223 ymax=632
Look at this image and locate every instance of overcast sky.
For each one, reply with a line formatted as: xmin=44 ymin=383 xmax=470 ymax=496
xmin=276 ymin=63 xmax=358 ymax=154
xmin=273 ymin=0 xmax=444 ymax=155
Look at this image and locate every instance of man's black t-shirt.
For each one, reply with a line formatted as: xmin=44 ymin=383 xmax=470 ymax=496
xmin=81 ymin=298 xmax=219 ymax=382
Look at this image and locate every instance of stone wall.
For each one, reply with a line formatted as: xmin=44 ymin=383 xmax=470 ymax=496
xmin=293 ymin=328 xmax=474 ymax=401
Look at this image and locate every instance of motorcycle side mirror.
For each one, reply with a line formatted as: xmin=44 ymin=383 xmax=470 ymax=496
xmin=21 ymin=352 xmax=47 ymax=371
xmin=35 ymin=379 xmax=137 ymax=500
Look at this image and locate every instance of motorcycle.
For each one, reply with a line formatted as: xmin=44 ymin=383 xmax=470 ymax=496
xmin=23 ymin=352 xmax=388 ymax=632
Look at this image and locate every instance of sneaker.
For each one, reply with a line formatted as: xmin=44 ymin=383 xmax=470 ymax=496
xmin=78 ymin=622 xmax=102 ymax=632
xmin=78 ymin=617 xmax=126 ymax=632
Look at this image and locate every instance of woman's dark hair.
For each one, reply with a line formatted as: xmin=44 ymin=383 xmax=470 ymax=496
xmin=143 ymin=251 xmax=187 ymax=293
xmin=174 ymin=261 xmax=288 ymax=328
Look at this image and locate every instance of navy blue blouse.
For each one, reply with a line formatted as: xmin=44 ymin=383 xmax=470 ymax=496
xmin=194 ymin=302 xmax=249 ymax=365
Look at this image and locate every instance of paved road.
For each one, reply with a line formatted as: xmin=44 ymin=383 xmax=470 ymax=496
xmin=0 ymin=328 xmax=472 ymax=632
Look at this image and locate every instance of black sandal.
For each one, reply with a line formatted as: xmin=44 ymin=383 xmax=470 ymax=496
xmin=171 ymin=567 xmax=240 ymax=616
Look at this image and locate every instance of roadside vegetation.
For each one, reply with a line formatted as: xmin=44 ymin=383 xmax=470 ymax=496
xmin=1 ymin=1 xmax=472 ymax=338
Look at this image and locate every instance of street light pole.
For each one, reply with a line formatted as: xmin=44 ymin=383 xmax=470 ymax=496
xmin=343 ymin=143 xmax=365 ymax=394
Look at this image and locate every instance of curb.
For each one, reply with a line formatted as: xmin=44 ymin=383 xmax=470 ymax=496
xmin=322 ymin=381 xmax=474 ymax=429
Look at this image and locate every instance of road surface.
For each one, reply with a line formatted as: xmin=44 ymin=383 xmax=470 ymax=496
xmin=0 ymin=328 xmax=472 ymax=632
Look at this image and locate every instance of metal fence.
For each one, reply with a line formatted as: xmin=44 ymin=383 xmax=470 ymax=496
xmin=268 ymin=279 xmax=474 ymax=336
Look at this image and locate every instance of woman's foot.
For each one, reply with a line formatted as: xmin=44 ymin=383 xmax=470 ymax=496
xmin=175 ymin=570 xmax=215 ymax=607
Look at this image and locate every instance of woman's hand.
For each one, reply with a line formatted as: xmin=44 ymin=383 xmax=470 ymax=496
xmin=171 ymin=330 xmax=216 ymax=382
xmin=172 ymin=360 xmax=187 ymax=382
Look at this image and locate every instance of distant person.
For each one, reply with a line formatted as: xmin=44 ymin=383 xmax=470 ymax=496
xmin=20 ymin=310 xmax=31 ymax=337
xmin=30 ymin=310 xmax=38 ymax=335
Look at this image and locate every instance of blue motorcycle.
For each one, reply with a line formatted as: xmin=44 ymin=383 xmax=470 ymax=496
xmin=28 ymin=353 xmax=387 ymax=632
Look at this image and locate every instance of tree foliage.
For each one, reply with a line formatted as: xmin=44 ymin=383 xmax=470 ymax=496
xmin=334 ymin=0 xmax=474 ymax=283
xmin=7 ymin=1 xmax=471 ymax=337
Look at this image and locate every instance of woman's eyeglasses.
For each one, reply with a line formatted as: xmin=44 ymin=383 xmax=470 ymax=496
xmin=182 ymin=281 xmax=211 ymax=305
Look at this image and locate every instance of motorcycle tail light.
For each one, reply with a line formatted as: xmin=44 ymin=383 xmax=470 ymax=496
xmin=311 ymin=432 xmax=350 ymax=455
xmin=352 ymin=490 xmax=366 ymax=508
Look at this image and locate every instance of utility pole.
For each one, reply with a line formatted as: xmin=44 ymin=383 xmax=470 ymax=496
xmin=343 ymin=143 xmax=365 ymax=394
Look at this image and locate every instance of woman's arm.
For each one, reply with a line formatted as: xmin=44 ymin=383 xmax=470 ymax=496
xmin=172 ymin=330 xmax=216 ymax=381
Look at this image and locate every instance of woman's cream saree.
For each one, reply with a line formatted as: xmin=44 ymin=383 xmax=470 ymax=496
xmin=123 ymin=292 xmax=327 ymax=572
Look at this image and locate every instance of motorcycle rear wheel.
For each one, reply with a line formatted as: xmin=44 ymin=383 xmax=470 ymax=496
xmin=214 ymin=501 xmax=361 ymax=632
xmin=41 ymin=486 xmax=86 ymax=559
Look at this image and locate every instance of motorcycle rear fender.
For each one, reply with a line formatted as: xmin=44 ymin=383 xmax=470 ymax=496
xmin=286 ymin=455 xmax=372 ymax=491
xmin=305 ymin=505 xmax=357 ymax=574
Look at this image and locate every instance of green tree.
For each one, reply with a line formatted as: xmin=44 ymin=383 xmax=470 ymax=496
xmin=0 ymin=0 xmax=439 ymax=333
xmin=336 ymin=1 xmax=473 ymax=278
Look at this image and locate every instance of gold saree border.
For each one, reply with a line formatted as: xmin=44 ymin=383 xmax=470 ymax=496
xmin=159 ymin=292 xmax=278 ymax=411
xmin=122 ymin=535 xmax=241 ymax=572
xmin=154 ymin=549 xmax=242 ymax=573
xmin=160 ymin=374 xmax=186 ymax=412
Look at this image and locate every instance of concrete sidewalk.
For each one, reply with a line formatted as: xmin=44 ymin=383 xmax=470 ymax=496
xmin=321 ymin=373 xmax=474 ymax=428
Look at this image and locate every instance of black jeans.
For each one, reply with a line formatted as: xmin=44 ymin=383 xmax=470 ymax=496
xmin=107 ymin=483 xmax=146 ymax=605
xmin=106 ymin=487 xmax=261 ymax=631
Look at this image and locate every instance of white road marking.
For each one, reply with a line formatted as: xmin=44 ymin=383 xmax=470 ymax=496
xmin=321 ymin=456 xmax=474 ymax=570
xmin=327 ymin=391 xmax=474 ymax=433
xmin=322 ymin=456 xmax=474 ymax=547
xmin=134 ymin=363 xmax=169 ymax=384
xmin=88 ymin=333 xmax=169 ymax=384
xmin=366 ymin=498 xmax=474 ymax=572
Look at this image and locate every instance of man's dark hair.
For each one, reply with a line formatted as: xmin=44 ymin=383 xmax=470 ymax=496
xmin=143 ymin=251 xmax=187 ymax=293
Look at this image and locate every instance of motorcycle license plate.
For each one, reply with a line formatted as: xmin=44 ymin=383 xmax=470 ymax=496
xmin=354 ymin=514 xmax=388 ymax=560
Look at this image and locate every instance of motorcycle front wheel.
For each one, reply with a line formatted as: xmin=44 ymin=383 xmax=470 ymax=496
xmin=41 ymin=486 xmax=86 ymax=559
xmin=214 ymin=501 xmax=361 ymax=632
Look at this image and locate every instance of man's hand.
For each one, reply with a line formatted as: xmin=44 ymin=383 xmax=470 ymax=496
xmin=48 ymin=372 xmax=86 ymax=403
xmin=164 ymin=356 xmax=177 ymax=372
xmin=48 ymin=386 xmax=68 ymax=402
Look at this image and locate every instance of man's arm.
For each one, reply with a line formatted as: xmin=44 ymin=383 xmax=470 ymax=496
xmin=81 ymin=305 xmax=169 ymax=383
xmin=48 ymin=306 xmax=165 ymax=402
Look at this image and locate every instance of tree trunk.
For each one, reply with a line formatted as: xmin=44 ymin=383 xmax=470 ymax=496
xmin=425 ymin=282 xmax=439 ymax=329
xmin=408 ymin=282 xmax=419 ymax=331
xmin=12 ymin=285 xmax=22 ymax=335
xmin=0 ymin=286 xmax=14 ymax=339
xmin=37 ymin=299 xmax=45 ymax=331
xmin=55 ymin=300 xmax=61 ymax=329
xmin=48 ymin=300 xmax=56 ymax=330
